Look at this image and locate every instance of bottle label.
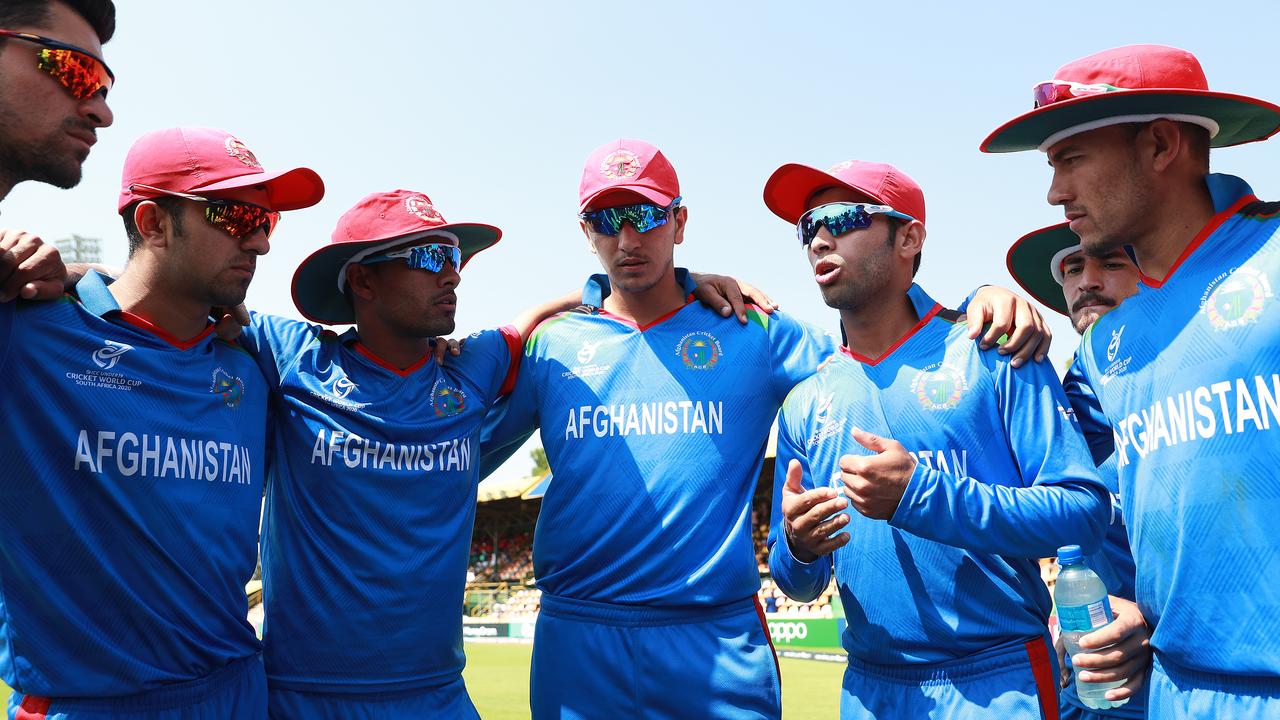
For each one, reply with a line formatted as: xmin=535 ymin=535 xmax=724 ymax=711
xmin=1058 ymin=596 xmax=1112 ymax=633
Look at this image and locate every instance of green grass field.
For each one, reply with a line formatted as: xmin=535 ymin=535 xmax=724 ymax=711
xmin=0 ymin=645 xmax=841 ymax=715
xmin=463 ymin=642 xmax=844 ymax=718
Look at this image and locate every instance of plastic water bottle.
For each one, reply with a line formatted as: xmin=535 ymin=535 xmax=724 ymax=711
xmin=1055 ymin=545 xmax=1129 ymax=710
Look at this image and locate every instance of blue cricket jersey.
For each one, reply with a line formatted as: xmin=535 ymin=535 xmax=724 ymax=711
xmin=241 ymin=314 xmax=520 ymax=692
xmin=0 ymin=272 xmax=267 ymax=697
xmin=481 ymin=271 xmax=835 ymax=606
xmin=1072 ymin=173 xmax=1280 ymax=678
xmin=769 ymin=284 xmax=1109 ymax=666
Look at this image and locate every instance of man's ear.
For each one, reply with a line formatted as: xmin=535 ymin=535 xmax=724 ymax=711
xmin=133 ymin=201 xmax=171 ymax=249
xmin=899 ymin=219 xmax=926 ymax=258
xmin=581 ymin=220 xmax=598 ymax=255
xmin=346 ymin=263 xmax=378 ymax=301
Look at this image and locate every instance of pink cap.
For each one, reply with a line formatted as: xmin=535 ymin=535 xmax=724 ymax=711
xmin=117 ymin=127 xmax=324 ymax=213
xmin=578 ymin=139 xmax=680 ymax=211
xmin=763 ymin=160 xmax=926 ymax=226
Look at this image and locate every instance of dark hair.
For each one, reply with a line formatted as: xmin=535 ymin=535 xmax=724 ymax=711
xmin=1123 ymin=120 xmax=1211 ymax=171
xmin=122 ymin=197 xmax=184 ymax=257
xmin=884 ymin=217 xmax=922 ymax=277
xmin=0 ymin=0 xmax=116 ymax=44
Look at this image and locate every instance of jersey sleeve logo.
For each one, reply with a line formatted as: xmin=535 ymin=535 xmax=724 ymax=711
xmin=431 ymin=379 xmax=467 ymax=417
xmin=676 ymin=331 xmax=722 ymax=370
xmin=910 ymin=362 xmax=968 ymax=411
xmin=92 ymin=340 xmax=133 ymax=370
xmin=1200 ymin=264 xmax=1273 ymax=330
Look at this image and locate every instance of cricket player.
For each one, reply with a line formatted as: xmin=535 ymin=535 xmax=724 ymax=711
xmin=481 ymin=139 xmax=1052 ymax=719
xmin=0 ymin=0 xmax=116 ymax=302
xmin=1009 ymin=222 xmax=1149 ymax=718
xmin=764 ymin=158 xmax=1110 ymax=719
xmin=225 ymin=187 xmax=765 ymax=719
xmin=984 ymin=44 xmax=1280 ymax=718
xmin=0 ymin=126 xmax=323 ymax=719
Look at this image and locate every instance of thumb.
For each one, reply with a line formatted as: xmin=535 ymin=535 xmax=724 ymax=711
xmin=851 ymin=426 xmax=889 ymax=453
xmin=783 ymin=459 xmax=804 ymax=495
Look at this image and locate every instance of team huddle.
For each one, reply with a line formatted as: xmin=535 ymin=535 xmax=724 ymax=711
xmin=1 ymin=1 xmax=1278 ymax=719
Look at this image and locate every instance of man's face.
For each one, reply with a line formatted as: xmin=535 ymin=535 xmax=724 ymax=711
xmin=804 ymin=187 xmax=896 ymax=311
xmin=360 ymin=238 xmax=462 ymax=338
xmin=0 ymin=0 xmax=113 ymax=189
xmin=1046 ymin=125 xmax=1153 ymax=256
xmin=164 ymin=186 xmax=272 ymax=308
xmin=1061 ymin=247 xmax=1140 ymax=334
xmin=581 ymin=196 xmax=685 ymax=296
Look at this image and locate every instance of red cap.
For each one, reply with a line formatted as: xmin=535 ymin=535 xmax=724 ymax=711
xmin=578 ymin=139 xmax=680 ymax=211
xmin=291 ymin=189 xmax=501 ymax=325
xmin=118 ymin=127 xmax=325 ymax=213
xmin=763 ymin=160 xmax=926 ymax=225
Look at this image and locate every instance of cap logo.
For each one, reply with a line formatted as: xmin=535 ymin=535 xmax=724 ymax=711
xmin=827 ymin=160 xmax=857 ymax=175
xmin=404 ymin=195 xmax=443 ymax=223
xmin=600 ymin=150 xmax=641 ymax=179
xmin=224 ymin=137 xmax=262 ymax=168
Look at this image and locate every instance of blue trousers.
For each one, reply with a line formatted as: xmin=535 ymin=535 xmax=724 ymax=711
xmin=7 ymin=654 xmax=266 ymax=720
xmin=839 ymin=635 xmax=1060 ymax=719
xmin=531 ymin=594 xmax=781 ymax=719
xmin=267 ymin=676 xmax=479 ymax=719
xmin=1147 ymin=654 xmax=1280 ymax=719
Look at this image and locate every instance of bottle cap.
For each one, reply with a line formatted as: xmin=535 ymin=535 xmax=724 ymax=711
xmin=1057 ymin=545 xmax=1083 ymax=565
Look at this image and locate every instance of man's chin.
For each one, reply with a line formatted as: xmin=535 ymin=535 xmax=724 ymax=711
xmin=1072 ymin=311 xmax=1101 ymax=334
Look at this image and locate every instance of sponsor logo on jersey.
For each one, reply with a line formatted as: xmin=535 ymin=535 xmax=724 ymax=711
xmin=676 ymin=331 xmax=722 ymax=370
xmin=600 ymin=149 xmax=641 ymax=179
xmin=68 ymin=340 xmax=143 ymax=391
xmin=1100 ymin=324 xmax=1131 ymax=385
xmin=808 ymin=392 xmax=845 ymax=448
xmin=432 ymin=379 xmax=467 ymax=417
xmin=577 ymin=340 xmax=602 ymax=364
xmin=1107 ymin=325 xmax=1124 ymax=362
xmin=1200 ymin=265 xmax=1273 ymax=331
xmin=334 ymin=375 xmax=357 ymax=399
xmin=561 ymin=338 xmax=614 ymax=380
xmin=210 ymin=367 xmax=245 ymax=409
xmin=92 ymin=340 xmax=133 ymax=370
xmin=910 ymin=363 xmax=968 ymax=411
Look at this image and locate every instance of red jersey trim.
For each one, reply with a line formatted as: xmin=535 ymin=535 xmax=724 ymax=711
xmin=1141 ymin=194 xmax=1257 ymax=288
xmin=353 ymin=341 xmax=435 ymax=377
xmin=1024 ymin=637 xmax=1061 ymax=720
xmin=497 ymin=324 xmax=523 ymax=397
xmin=595 ymin=294 xmax=695 ymax=332
xmin=840 ymin=303 xmax=943 ymax=367
xmin=117 ymin=311 xmax=214 ymax=350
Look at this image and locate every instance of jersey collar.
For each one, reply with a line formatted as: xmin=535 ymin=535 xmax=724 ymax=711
xmin=74 ymin=270 xmax=216 ymax=349
xmin=580 ymin=267 xmax=698 ymax=306
xmin=1138 ymin=173 xmax=1258 ymax=289
xmin=839 ymin=283 xmax=943 ymax=366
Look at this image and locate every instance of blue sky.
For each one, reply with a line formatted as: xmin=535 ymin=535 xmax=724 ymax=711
xmin=6 ymin=0 xmax=1279 ymax=476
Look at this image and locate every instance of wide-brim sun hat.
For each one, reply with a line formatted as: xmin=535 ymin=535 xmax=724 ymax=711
xmin=982 ymin=44 xmax=1280 ymax=153
xmin=291 ymin=189 xmax=500 ymax=325
xmin=1006 ymin=222 xmax=1080 ymax=316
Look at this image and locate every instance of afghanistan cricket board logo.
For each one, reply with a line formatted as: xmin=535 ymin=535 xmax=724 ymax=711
xmin=1202 ymin=265 xmax=1273 ymax=331
xmin=910 ymin=363 xmax=968 ymax=411
xmin=431 ymin=379 xmax=467 ymax=417
xmin=676 ymin=331 xmax=722 ymax=370
xmin=210 ymin=367 xmax=245 ymax=409
xmin=600 ymin=149 xmax=641 ymax=179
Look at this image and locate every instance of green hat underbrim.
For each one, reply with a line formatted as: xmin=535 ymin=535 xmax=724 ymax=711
xmin=1007 ymin=222 xmax=1078 ymax=317
xmin=982 ymin=89 xmax=1280 ymax=153
xmin=291 ymin=224 xmax=500 ymax=325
